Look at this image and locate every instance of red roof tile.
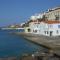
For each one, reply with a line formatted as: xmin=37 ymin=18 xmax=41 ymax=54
xmin=43 ymin=20 xmax=60 ymax=24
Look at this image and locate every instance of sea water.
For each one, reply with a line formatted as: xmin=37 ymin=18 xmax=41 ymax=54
xmin=0 ymin=29 xmax=47 ymax=58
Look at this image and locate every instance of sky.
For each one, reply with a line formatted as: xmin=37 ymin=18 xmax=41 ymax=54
xmin=0 ymin=0 xmax=60 ymax=27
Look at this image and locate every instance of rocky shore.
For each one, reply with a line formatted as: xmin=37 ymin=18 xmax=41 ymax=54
xmin=21 ymin=52 xmax=60 ymax=60
xmin=0 ymin=57 xmax=16 ymax=60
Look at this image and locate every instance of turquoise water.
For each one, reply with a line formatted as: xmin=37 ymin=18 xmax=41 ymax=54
xmin=0 ymin=29 xmax=47 ymax=58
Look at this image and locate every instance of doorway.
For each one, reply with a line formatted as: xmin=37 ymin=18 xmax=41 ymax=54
xmin=50 ymin=31 xmax=53 ymax=36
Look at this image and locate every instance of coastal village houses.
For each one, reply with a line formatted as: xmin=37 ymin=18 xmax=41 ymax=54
xmin=25 ymin=7 xmax=60 ymax=36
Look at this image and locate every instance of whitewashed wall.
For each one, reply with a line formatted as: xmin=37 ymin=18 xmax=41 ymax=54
xmin=29 ymin=21 xmax=60 ymax=36
xmin=48 ymin=24 xmax=60 ymax=36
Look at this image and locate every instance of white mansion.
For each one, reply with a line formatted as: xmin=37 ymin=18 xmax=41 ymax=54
xmin=25 ymin=7 xmax=60 ymax=36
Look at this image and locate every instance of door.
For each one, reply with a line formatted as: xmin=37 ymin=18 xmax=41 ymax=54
xmin=50 ymin=31 xmax=53 ymax=36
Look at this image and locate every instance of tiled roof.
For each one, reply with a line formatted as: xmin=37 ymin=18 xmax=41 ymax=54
xmin=44 ymin=20 xmax=60 ymax=24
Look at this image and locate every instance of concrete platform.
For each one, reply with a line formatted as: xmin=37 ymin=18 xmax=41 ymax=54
xmin=15 ymin=32 xmax=60 ymax=56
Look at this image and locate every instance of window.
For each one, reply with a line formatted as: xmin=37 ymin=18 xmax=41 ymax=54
xmin=35 ymin=30 xmax=37 ymax=33
xmin=55 ymin=15 xmax=59 ymax=20
xmin=33 ymin=30 xmax=37 ymax=33
xmin=58 ymin=25 xmax=60 ymax=28
xmin=47 ymin=31 xmax=48 ymax=34
xmin=56 ymin=30 xmax=59 ymax=34
xmin=44 ymin=31 xmax=46 ymax=34
xmin=49 ymin=25 xmax=53 ymax=28
xmin=44 ymin=31 xmax=48 ymax=34
xmin=37 ymin=25 xmax=38 ymax=28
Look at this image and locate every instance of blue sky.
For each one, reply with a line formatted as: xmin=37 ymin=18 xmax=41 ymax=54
xmin=0 ymin=0 xmax=60 ymax=26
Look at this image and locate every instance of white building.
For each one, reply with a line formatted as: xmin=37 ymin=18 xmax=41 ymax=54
xmin=30 ymin=13 xmax=45 ymax=20
xmin=24 ymin=20 xmax=60 ymax=36
xmin=24 ymin=19 xmax=40 ymax=34
xmin=29 ymin=20 xmax=40 ymax=34
xmin=45 ymin=7 xmax=60 ymax=20
xmin=25 ymin=7 xmax=60 ymax=36
xmin=28 ymin=20 xmax=60 ymax=36
xmin=43 ymin=20 xmax=60 ymax=36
